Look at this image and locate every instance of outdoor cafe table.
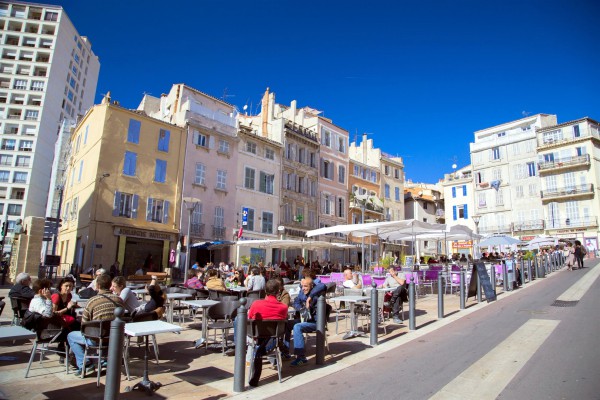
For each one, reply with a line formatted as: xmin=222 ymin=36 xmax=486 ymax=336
xmin=124 ymin=320 xmax=182 ymax=395
xmin=0 ymin=326 xmax=36 ymax=342
xmin=165 ymin=293 xmax=192 ymax=324
xmin=333 ymin=295 xmax=369 ymax=339
xmin=180 ymin=299 xmax=219 ymax=348
xmin=228 ymin=286 xmax=248 ymax=292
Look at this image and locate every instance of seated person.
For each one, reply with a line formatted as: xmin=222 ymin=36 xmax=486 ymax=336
xmin=247 ymin=279 xmax=289 ymax=387
xmin=185 ymin=269 xmax=205 ymax=290
xmin=88 ymin=268 xmax=107 ymax=290
xmin=383 ymin=266 xmax=408 ymax=324
xmin=9 ymin=272 xmax=35 ymax=300
xmin=226 ymin=268 xmax=245 ymax=287
xmin=274 ymin=277 xmax=291 ymax=307
xmin=111 ymin=276 xmax=140 ymax=314
xmin=459 ymin=254 xmax=467 ymax=263
xmin=205 ymin=268 xmax=227 ymax=291
xmin=134 ymin=277 xmax=166 ymax=317
xmin=342 ymin=268 xmax=362 ymax=289
xmin=286 ymin=277 xmax=327 ymax=367
xmin=28 ymin=278 xmax=54 ymax=318
xmin=67 ymin=274 xmax=125 ymax=376
xmin=52 ymin=277 xmax=79 ymax=330
xmin=245 ymin=267 xmax=266 ymax=291
xmin=134 ymin=265 xmax=145 ymax=276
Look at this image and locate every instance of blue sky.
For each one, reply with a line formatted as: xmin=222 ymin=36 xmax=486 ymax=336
xmin=36 ymin=0 xmax=600 ymax=182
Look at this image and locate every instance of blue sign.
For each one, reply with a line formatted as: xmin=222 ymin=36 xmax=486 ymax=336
xmin=242 ymin=207 xmax=248 ymax=226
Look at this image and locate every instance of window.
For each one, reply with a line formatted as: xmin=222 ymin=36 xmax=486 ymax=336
xmin=72 ymin=197 xmax=79 ymax=219
xmin=245 ymin=141 xmax=256 ymax=154
xmin=262 ymin=212 xmax=273 ymax=234
xmin=214 ymin=206 xmax=224 ymax=227
xmin=321 ymin=159 xmax=333 ymax=179
xmin=113 ymin=192 xmax=137 ymax=218
xmin=13 ymin=171 xmax=27 ymax=183
xmin=69 ymin=77 xmax=76 ymax=89
xmin=265 ymin=148 xmax=274 ymax=160
xmin=337 ymin=197 xmax=345 ymax=218
xmin=452 ymin=187 xmax=456 ymax=198
xmin=62 ymin=202 xmax=70 ymax=221
xmin=492 ymin=147 xmax=500 ymax=160
xmin=384 ymin=184 xmax=390 ymax=199
xmin=1 ymin=140 xmax=15 ymax=151
xmin=573 ymin=125 xmax=580 ymax=137
xmin=157 ymin=129 xmax=170 ymax=152
xmin=338 ymin=165 xmax=345 ymax=184
xmin=452 ymin=205 xmax=468 ymax=220
xmin=19 ymin=140 xmax=33 ymax=151
xmin=478 ymin=193 xmax=487 ymax=208
xmin=218 ymin=139 xmax=229 ymax=154
xmin=515 ymin=185 xmax=524 ymax=198
xmin=527 ymin=162 xmax=536 ymax=177
xmin=244 ymin=208 xmax=255 ymax=231
xmin=127 ymin=119 xmax=141 ymax=144
xmin=322 ymin=128 xmax=331 ymax=147
xmin=83 ymin=125 xmax=89 ymax=145
xmin=259 ymin=172 xmax=274 ymax=195
xmin=25 ymin=110 xmax=38 ymax=120
xmin=395 ymin=187 xmax=400 ymax=201
xmin=462 ymin=185 xmax=467 ymax=196
xmin=244 ymin=167 xmax=255 ymax=190
xmin=384 ymin=165 xmax=390 ymax=176
xmin=0 ymin=171 xmax=9 ymax=183
xmin=216 ymin=170 xmax=227 ymax=190
xmin=322 ymin=194 xmax=333 ymax=215
xmin=338 ymin=136 xmax=346 ymax=153
xmin=147 ymin=198 xmax=168 ymax=223
xmin=0 ymin=155 xmax=12 ymax=166
xmin=44 ymin=11 xmax=58 ymax=21
xmin=123 ymin=151 xmax=137 ymax=176
xmin=195 ymin=131 xmax=207 ymax=147
xmin=194 ymin=163 xmax=205 ymax=185
xmin=154 ymin=159 xmax=167 ymax=183
xmin=77 ymin=160 xmax=84 ymax=182
xmin=7 ymin=204 xmax=22 ymax=216
xmin=496 ymin=189 xmax=504 ymax=206
xmin=13 ymin=79 xmax=27 ymax=90
xmin=528 ymin=183 xmax=538 ymax=197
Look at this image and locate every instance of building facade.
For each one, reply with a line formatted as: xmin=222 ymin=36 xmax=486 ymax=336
xmin=404 ymin=183 xmax=444 ymax=257
xmin=57 ymin=96 xmax=185 ymax=274
xmin=441 ymin=165 xmax=474 ymax=256
xmin=0 ymin=1 xmax=99 ymax=239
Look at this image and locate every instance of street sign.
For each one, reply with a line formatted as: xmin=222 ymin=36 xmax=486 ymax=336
xmin=242 ymin=207 xmax=248 ymax=226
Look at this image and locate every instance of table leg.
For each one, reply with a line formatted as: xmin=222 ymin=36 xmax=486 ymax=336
xmin=132 ymin=336 xmax=162 ymax=394
xmin=343 ymin=302 xmax=367 ymax=340
xmin=194 ymin=306 xmax=208 ymax=349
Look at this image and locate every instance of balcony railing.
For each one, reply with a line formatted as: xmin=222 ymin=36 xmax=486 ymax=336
xmin=190 ymin=223 xmax=205 ymax=237
xmin=546 ymin=216 xmax=598 ymax=230
xmin=479 ymin=224 xmax=513 ymax=235
xmin=349 ymin=199 xmax=384 ymax=213
xmin=513 ymin=219 xmax=545 ymax=231
xmin=212 ymin=225 xmax=226 ymax=239
xmin=541 ymin=184 xmax=594 ymax=199
xmin=284 ymin=120 xmax=318 ymax=143
xmin=538 ymin=154 xmax=590 ymax=171
xmin=538 ymin=128 xmax=600 ymax=147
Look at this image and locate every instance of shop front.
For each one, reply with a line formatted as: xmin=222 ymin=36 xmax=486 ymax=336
xmin=114 ymin=227 xmax=176 ymax=276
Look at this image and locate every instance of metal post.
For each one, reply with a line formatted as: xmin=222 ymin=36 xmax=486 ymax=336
xmin=104 ymin=307 xmax=125 ymax=400
xmin=476 ymin=271 xmax=482 ymax=303
xmin=233 ymin=298 xmax=247 ymax=392
xmin=490 ymin=265 xmax=496 ymax=295
xmin=538 ymin=256 xmax=546 ymax=278
xmin=408 ymin=275 xmax=415 ymax=330
xmin=502 ymin=262 xmax=508 ymax=291
xmin=526 ymin=259 xmax=532 ymax=283
xmin=369 ymin=282 xmax=378 ymax=345
xmin=437 ymin=274 xmax=444 ymax=319
xmin=184 ymin=205 xmax=193 ymax=284
xmin=459 ymin=268 xmax=465 ymax=310
xmin=316 ymin=295 xmax=327 ymax=363
xmin=361 ymin=203 xmax=365 ymax=274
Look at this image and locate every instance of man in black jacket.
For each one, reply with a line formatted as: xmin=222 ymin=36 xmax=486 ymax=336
xmin=9 ymin=272 xmax=34 ymax=300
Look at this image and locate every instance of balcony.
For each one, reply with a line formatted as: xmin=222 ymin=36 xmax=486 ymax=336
xmin=190 ymin=223 xmax=205 ymax=237
xmin=541 ymin=184 xmax=594 ymax=202
xmin=538 ymin=154 xmax=590 ymax=174
xmin=479 ymin=224 xmax=513 ymax=235
xmin=212 ymin=226 xmax=226 ymax=239
xmin=538 ymin=128 xmax=600 ymax=148
xmin=546 ymin=216 xmax=598 ymax=230
xmin=284 ymin=120 xmax=318 ymax=143
xmin=513 ymin=219 xmax=545 ymax=232
xmin=349 ymin=199 xmax=384 ymax=214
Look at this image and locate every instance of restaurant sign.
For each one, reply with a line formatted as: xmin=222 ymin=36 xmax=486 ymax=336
xmin=114 ymin=227 xmax=176 ymax=242
xmin=452 ymin=240 xmax=473 ymax=249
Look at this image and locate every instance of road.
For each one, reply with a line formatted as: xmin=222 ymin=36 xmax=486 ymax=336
xmin=269 ymin=262 xmax=600 ymax=400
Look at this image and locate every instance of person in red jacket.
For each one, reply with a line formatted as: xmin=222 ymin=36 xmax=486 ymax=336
xmin=247 ymin=279 xmax=288 ymax=386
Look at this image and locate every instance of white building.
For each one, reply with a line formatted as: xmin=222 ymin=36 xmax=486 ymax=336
xmin=440 ymin=165 xmax=474 ymax=256
xmin=469 ymin=114 xmax=557 ymax=237
xmin=0 ymin=2 xmax=100 ymax=236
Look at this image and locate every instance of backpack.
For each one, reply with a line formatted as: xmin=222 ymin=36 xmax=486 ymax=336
xmin=78 ymin=287 xmax=98 ymax=299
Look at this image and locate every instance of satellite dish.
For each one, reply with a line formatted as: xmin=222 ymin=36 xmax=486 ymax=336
xmin=418 ymin=191 xmax=423 ymax=196
xmin=452 ymin=163 xmax=457 ymax=170
xmin=243 ymin=105 xmax=248 ymax=111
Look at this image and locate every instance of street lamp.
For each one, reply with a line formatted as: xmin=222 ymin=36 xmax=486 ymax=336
xmin=183 ymin=197 xmax=200 ymax=283
xmin=278 ymin=225 xmax=285 ymax=263
xmin=472 ymin=214 xmax=481 ymax=260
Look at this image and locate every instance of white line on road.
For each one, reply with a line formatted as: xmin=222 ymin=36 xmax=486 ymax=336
xmin=429 ymin=319 xmax=560 ymax=400
xmin=556 ymin=264 xmax=600 ymax=302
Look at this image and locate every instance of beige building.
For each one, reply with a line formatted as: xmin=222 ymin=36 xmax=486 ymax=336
xmin=404 ymin=183 xmax=444 ymax=257
xmin=57 ymin=95 xmax=185 ymax=274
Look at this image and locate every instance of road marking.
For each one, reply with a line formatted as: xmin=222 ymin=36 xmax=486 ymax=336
xmin=556 ymin=264 xmax=600 ymax=302
xmin=429 ymin=319 xmax=559 ymax=400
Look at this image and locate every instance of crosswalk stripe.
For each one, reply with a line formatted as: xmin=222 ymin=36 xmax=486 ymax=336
xmin=556 ymin=264 xmax=600 ymax=302
xmin=429 ymin=319 xmax=559 ymax=400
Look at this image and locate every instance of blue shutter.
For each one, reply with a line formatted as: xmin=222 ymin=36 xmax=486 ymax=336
xmin=464 ymin=204 xmax=468 ymax=219
xmin=452 ymin=187 xmax=456 ymax=198
xmin=163 ymin=200 xmax=169 ymax=224
xmin=462 ymin=185 xmax=467 ymax=196
xmin=132 ymin=195 xmax=138 ymax=219
xmin=146 ymin=198 xmax=153 ymax=221
xmin=453 ymin=205 xmax=457 ymax=221
xmin=112 ymin=191 xmax=120 ymax=217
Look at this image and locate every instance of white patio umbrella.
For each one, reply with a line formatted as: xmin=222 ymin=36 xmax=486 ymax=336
xmin=479 ymin=234 xmax=521 ymax=247
xmin=523 ymin=235 xmax=558 ymax=250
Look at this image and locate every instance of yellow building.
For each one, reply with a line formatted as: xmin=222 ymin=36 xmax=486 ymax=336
xmin=57 ymin=94 xmax=185 ymax=275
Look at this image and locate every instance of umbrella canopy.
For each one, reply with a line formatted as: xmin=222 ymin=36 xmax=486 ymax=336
xmin=523 ymin=235 xmax=558 ymax=250
xmin=306 ymin=219 xmax=446 ymax=240
xmin=235 ymin=239 xmax=356 ymax=250
xmin=479 ymin=234 xmax=521 ymax=247
xmin=191 ymin=240 xmax=234 ymax=249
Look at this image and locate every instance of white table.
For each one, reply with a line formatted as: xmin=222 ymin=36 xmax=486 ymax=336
xmin=124 ymin=321 xmax=181 ymax=394
xmin=181 ymin=299 xmax=219 ymax=348
xmin=228 ymin=286 xmax=247 ymax=292
xmin=334 ymin=295 xmax=369 ymax=339
xmin=0 ymin=326 xmax=36 ymax=342
xmin=165 ymin=293 xmax=192 ymax=324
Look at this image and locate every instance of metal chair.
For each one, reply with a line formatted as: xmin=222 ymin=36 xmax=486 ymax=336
xmin=206 ymin=300 xmax=239 ymax=354
xmin=246 ymin=290 xmax=265 ymax=301
xmin=25 ymin=316 xmax=68 ymax=377
xmin=80 ymin=320 xmax=112 ymax=387
xmin=246 ymin=319 xmax=287 ymax=384
xmin=10 ymin=296 xmax=30 ymax=326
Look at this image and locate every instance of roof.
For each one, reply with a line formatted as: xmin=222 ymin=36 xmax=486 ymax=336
xmin=537 ymin=116 xmax=599 ymax=132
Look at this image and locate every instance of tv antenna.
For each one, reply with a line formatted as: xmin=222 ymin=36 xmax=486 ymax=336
xmin=221 ymin=87 xmax=235 ymax=101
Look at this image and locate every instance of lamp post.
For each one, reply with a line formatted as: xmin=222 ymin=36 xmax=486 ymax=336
xmin=277 ymin=225 xmax=286 ymax=264
xmin=472 ymin=215 xmax=481 ymax=260
xmin=183 ymin=197 xmax=200 ymax=283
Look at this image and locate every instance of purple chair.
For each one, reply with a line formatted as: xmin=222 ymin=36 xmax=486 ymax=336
xmin=362 ymin=274 xmax=372 ymax=287
xmin=330 ymin=273 xmax=344 ymax=283
xmin=373 ymin=276 xmax=386 ymax=287
xmin=317 ymin=275 xmax=331 ymax=284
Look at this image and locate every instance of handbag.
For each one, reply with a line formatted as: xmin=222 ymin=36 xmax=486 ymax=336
xmin=299 ymin=307 xmax=312 ymax=322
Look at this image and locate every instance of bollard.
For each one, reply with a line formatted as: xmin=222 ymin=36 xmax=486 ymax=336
xmin=437 ymin=274 xmax=444 ymax=319
xmin=490 ymin=266 xmax=496 ymax=295
xmin=316 ymin=295 xmax=327 ymax=362
xmin=105 ymin=307 xmax=126 ymax=400
xmin=476 ymin=272 xmax=482 ymax=303
xmin=233 ymin=298 xmax=247 ymax=393
xmin=538 ymin=256 xmax=546 ymax=278
xmin=369 ymin=282 xmax=378 ymax=346
xmin=502 ymin=263 xmax=508 ymax=292
xmin=408 ymin=275 xmax=415 ymax=331
xmin=459 ymin=268 xmax=465 ymax=310
xmin=526 ymin=259 xmax=532 ymax=283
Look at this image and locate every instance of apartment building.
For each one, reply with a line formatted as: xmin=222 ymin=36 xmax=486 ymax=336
xmin=441 ymin=165 xmax=474 ymax=256
xmin=537 ymin=117 xmax=600 ymax=249
xmin=0 ymin=2 xmax=99 ymax=238
xmin=139 ymin=84 xmax=238 ymax=266
xmin=404 ymin=183 xmax=444 ymax=257
xmin=470 ymin=114 xmax=557 ymax=237
xmin=57 ymin=96 xmax=185 ymax=274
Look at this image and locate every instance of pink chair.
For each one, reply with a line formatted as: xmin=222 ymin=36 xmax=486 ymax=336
xmin=330 ymin=273 xmax=344 ymax=283
xmin=362 ymin=274 xmax=372 ymax=287
xmin=318 ymin=275 xmax=331 ymax=284
xmin=373 ymin=276 xmax=386 ymax=287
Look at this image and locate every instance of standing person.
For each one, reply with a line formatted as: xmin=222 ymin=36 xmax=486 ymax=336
xmin=67 ymin=274 xmax=124 ymax=376
xmin=574 ymin=240 xmax=585 ymax=269
xmin=565 ymin=243 xmax=575 ymax=271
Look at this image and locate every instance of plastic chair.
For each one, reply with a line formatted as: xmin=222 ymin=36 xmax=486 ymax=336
xmin=421 ymin=270 xmax=437 ymax=295
xmin=362 ymin=274 xmax=372 ymax=287
xmin=25 ymin=316 xmax=68 ymax=377
xmin=246 ymin=319 xmax=287 ymax=383
xmin=206 ymin=300 xmax=239 ymax=354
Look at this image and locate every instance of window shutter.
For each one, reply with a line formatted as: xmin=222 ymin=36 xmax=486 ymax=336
xmin=208 ymin=135 xmax=215 ymax=149
xmin=163 ymin=200 xmax=169 ymax=223
xmin=452 ymin=187 xmax=456 ymax=198
xmin=146 ymin=198 xmax=153 ymax=221
xmin=464 ymin=204 xmax=468 ymax=219
xmin=132 ymin=195 xmax=139 ymax=219
xmin=320 ymin=158 xmax=325 ymax=177
xmin=193 ymin=130 xmax=199 ymax=145
xmin=462 ymin=185 xmax=467 ymax=196
xmin=328 ymin=162 xmax=334 ymax=180
xmin=112 ymin=191 xmax=120 ymax=217
xmin=453 ymin=205 xmax=457 ymax=221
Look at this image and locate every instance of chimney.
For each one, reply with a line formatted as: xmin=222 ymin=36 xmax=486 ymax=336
xmin=290 ymin=100 xmax=297 ymax=124
xmin=261 ymin=87 xmax=270 ymax=137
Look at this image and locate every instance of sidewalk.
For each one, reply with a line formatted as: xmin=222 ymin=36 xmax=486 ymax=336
xmin=0 ymin=271 xmax=555 ymax=400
